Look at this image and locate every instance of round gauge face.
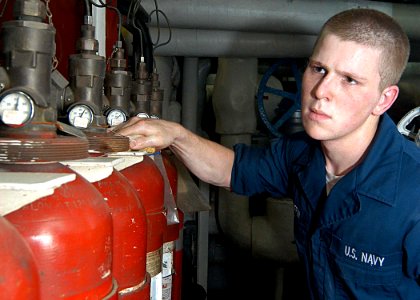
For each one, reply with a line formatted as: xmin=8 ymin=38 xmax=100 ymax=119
xmin=107 ymin=109 xmax=127 ymax=126
xmin=0 ymin=92 xmax=34 ymax=126
xmin=68 ymin=104 xmax=94 ymax=129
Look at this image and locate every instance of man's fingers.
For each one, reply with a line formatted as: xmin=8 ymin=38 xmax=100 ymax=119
xmin=114 ymin=118 xmax=148 ymax=136
xmin=107 ymin=116 xmax=141 ymax=133
xmin=108 ymin=118 xmax=170 ymax=150
xmin=127 ymin=134 xmax=158 ymax=151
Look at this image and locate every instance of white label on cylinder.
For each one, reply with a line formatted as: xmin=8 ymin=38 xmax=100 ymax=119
xmin=162 ymin=241 xmax=175 ymax=277
xmin=108 ymin=153 xmax=145 ymax=171
xmin=147 ymin=248 xmax=163 ymax=277
xmin=162 ymin=275 xmax=172 ymax=300
xmin=150 ymin=272 xmax=163 ymax=300
xmin=0 ymin=172 xmax=76 ymax=216
xmin=61 ymin=157 xmax=123 ymax=183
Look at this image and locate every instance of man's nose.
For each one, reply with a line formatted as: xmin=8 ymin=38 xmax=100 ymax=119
xmin=313 ymin=74 xmax=334 ymax=101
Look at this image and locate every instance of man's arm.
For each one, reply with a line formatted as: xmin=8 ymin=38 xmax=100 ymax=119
xmin=114 ymin=117 xmax=234 ymax=188
xmin=404 ymin=219 xmax=420 ymax=286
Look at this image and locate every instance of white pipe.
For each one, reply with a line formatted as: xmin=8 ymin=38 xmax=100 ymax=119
xmin=143 ymin=0 xmax=420 ymax=40
xmin=92 ymin=3 xmax=106 ymax=57
xmin=151 ymin=27 xmax=317 ymax=57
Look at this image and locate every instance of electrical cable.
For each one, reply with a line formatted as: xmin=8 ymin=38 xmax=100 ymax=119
xmin=145 ymin=0 xmax=171 ymax=52
xmin=84 ymin=0 xmax=91 ymax=16
xmin=131 ymin=0 xmax=144 ymax=59
xmin=151 ymin=0 xmax=160 ymax=46
xmin=126 ymin=0 xmax=135 ymax=25
xmin=89 ymin=0 xmax=113 ymax=8
xmin=0 ymin=0 xmax=9 ymax=18
xmin=150 ymin=8 xmax=171 ymax=51
xmin=118 ymin=0 xmax=154 ymax=74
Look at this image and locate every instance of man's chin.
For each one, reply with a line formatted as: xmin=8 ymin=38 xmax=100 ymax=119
xmin=302 ymin=123 xmax=329 ymax=141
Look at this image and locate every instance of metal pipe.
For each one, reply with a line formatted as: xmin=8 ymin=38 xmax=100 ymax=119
xmin=181 ymin=58 xmax=199 ymax=132
xmin=142 ymin=0 xmax=420 ymax=40
xmin=151 ymin=27 xmax=317 ymax=58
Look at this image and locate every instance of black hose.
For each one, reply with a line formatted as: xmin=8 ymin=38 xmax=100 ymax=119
xmin=84 ymin=0 xmax=91 ymax=16
xmin=118 ymin=0 xmax=154 ymax=75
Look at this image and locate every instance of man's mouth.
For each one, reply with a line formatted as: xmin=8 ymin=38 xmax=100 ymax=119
xmin=307 ymin=107 xmax=331 ymax=121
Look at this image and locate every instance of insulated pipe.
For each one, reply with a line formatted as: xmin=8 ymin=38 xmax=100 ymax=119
xmin=213 ymin=58 xmax=298 ymax=264
xmin=213 ymin=58 xmax=258 ymax=134
xmin=197 ymin=59 xmax=212 ymax=135
xmin=151 ymin=28 xmax=316 ymax=58
xmin=142 ymin=0 xmax=420 ymax=40
xmin=213 ymin=58 xmax=257 ymax=251
xmin=181 ymin=58 xmax=199 ymax=132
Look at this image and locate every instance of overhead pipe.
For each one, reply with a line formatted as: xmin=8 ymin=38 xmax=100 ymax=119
xmin=141 ymin=0 xmax=420 ymax=40
xmin=151 ymin=28 xmax=316 ymax=58
xmin=145 ymin=1 xmax=420 ymax=60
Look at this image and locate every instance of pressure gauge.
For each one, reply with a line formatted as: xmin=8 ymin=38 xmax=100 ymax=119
xmin=0 ymin=91 xmax=34 ymax=126
xmin=136 ymin=112 xmax=150 ymax=119
xmin=68 ymin=104 xmax=94 ymax=129
xmin=106 ymin=109 xmax=127 ymax=126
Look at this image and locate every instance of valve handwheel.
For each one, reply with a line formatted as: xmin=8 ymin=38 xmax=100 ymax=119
xmin=257 ymin=59 xmax=302 ymax=137
xmin=397 ymin=106 xmax=420 ymax=147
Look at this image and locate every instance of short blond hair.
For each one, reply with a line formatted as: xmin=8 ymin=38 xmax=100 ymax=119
xmin=315 ymin=8 xmax=410 ymax=90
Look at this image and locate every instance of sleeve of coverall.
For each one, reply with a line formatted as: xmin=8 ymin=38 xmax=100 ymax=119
xmin=230 ymin=138 xmax=291 ymax=198
xmin=404 ymin=219 xmax=420 ymax=285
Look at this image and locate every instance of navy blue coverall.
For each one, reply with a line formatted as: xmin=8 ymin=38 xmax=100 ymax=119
xmin=231 ymin=113 xmax=420 ymax=299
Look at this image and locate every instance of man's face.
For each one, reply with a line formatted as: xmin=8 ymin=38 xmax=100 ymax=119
xmin=301 ymin=34 xmax=384 ymax=143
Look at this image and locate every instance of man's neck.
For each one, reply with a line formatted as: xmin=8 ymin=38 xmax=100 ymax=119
xmin=321 ymin=119 xmax=379 ymax=176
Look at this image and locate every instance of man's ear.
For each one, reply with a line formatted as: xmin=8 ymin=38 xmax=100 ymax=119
xmin=373 ymin=85 xmax=399 ymax=116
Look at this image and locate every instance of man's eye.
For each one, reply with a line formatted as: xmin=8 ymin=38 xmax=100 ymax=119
xmin=312 ymin=66 xmax=325 ymax=74
xmin=345 ymin=76 xmax=357 ymax=85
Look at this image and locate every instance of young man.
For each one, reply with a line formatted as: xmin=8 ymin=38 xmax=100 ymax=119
xmin=116 ymin=8 xmax=420 ymax=299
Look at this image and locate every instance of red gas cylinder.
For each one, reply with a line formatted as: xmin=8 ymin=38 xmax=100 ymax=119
xmin=62 ymin=157 xmax=150 ymax=299
xmin=0 ymin=216 xmax=40 ymax=299
xmin=171 ymin=210 xmax=184 ymax=300
xmin=162 ymin=151 xmax=184 ymax=300
xmin=2 ymin=162 xmax=116 ymax=299
xmin=110 ymin=152 xmax=166 ymax=300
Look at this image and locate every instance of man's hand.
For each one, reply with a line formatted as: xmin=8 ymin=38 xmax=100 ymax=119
xmin=111 ymin=117 xmax=183 ymax=151
xmin=111 ymin=116 xmax=234 ymax=188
